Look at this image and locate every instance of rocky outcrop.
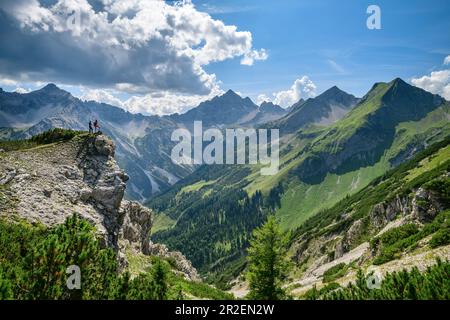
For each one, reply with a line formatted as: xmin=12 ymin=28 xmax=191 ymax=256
xmin=147 ymin=241 xmax=200 ymax=281
xmin=333 ymin=184 xmax=447 ymax=259
xmin=0 ymin=134 xmax=133 ymax=249
xmin=291 ymin=179 xmax=449 ymax=281
xmin=0 ymin=133 xmax=199 ymax=278
xmin=411 ymin=188 xmax=444 ymax=223
xmin=119 ymin=201 xmax=152 ymax=254
xmin=334 ymin=219 xmax=365 ymax=259
xmin=369 ymin=195 xmax=411 ymax=229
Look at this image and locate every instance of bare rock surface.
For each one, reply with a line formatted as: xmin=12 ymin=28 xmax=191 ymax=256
xmin=147 ymin=240 xmax=200 ymax=281
xmin=0 ymin=134 xmax=199 ymax=279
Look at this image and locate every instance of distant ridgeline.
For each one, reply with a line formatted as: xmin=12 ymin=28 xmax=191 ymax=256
xmin=1 ymin=78 xmax=449 ymax=291
xmin=148 ymin=78 xmax=450 ymax=288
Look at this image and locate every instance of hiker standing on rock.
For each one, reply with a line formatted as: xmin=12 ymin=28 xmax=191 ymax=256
xmin=93 ymin=119 xmax=100 ymax=133
xmin=89 ymin=120 xmax=93 ymax=134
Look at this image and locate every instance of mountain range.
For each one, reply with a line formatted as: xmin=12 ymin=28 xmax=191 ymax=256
xmin=0 ymin=86 xmax=290 ymax=200
xmin=268 ymin=86 xmax=359 ymax=133
xmin=1 ymin=76 xmax=449 ymax=293
xmin=0 ymin=82 xmax=355 ymax=201
xmin=146 ymin=78 xmax=450 ymax=284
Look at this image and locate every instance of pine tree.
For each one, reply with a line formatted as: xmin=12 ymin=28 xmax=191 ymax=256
xmin=152 ymin=259 xmax=169 ymax=300
xmin=246 ymin=216 xmax=291 ymax=300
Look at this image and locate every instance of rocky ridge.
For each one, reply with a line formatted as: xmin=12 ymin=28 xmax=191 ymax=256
xmin=0 ymin=133 xmax=198 ymax=280
xmin=288 ymin=178 xmax=449 ymax=294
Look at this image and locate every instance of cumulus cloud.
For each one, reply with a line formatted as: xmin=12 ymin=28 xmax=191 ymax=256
xmin=411 ymin=56 xmax=450 ymax=100
xmin=14 ymin=87 xmax=31 ymax=94
xmin=411 ymin=70 xmax=450 ymax=100
xmin=0 ymin=0 xmax=267 ymax=105
xmin=256 ymin=94 xmax=271 ymax=105
xmin=78 ymin=85 xmax=224 ymax=116
xmin=444 ymin=55 xmax=450 ymax=65
xmin=123 ymin=89 xmax=223 ymax=116
xmin=80 ymin=88 xmax=126 ymax=108
xmin=257 ymin=76 xmax=317 ymax=108
xmin=241 ymin=49 xmax=268 ymax=66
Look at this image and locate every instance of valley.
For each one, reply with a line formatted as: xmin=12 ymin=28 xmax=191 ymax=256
xmin=1 ymin=77 xmax=449 ymax=298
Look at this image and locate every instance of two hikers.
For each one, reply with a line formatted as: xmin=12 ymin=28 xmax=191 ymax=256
xmin=89 ymin=120 xmax=100 ymax=134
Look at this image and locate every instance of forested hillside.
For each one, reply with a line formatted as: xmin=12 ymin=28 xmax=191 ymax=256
xmin=148 ymin=79 xmax=450 ymax=288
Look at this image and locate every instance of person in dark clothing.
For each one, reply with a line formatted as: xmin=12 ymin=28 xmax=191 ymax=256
xmin=93 ymin=119 xmax=99 ymax=133
xmin=89 ymin=121 xmax=93 ymax=134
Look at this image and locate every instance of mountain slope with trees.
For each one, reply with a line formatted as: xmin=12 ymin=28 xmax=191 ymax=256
xmin=148 ymin=79 xmax=450 ymax=287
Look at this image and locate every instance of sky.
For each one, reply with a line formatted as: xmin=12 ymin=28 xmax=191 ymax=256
xmin=0 ymin=0 xmax=449 ymax=115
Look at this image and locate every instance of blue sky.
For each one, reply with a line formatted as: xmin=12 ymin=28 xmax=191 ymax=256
xmin=0 ymin=0 xmax=449 ymax=114
xmin=199 ymin=0 xmax=450 ymax=98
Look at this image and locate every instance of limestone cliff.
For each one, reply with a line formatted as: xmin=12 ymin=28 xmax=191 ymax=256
xmin=0 ymin=133 xmax=198 ymax=280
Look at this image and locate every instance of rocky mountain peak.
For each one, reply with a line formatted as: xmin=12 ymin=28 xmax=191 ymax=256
xmin=259 ymin=101 xmax=285 ymax=113
xmin=174 ymin=88 xmax=258 ymax=127
xmin=318 ymin=85 xmax=357 ymax=103
xmin=224 ymin=89 xmax=239 ymax=97
xmin=35 ymin=83 xmax=71 ymax=97
xmin=381 ymin=77 xmax=444 ymax=109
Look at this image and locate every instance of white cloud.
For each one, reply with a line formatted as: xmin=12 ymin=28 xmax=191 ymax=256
xmin=123 ymin=86 xmax=224 ymax=116
xmin=256 ymin=94 xmax=271 ymax=105
xmin=258 ymin=76 xmax=317 ymax=108
xmin=411 ymin=56 xmax=450 ymax=100
xmin=444 ymin=55 xmax=450 ymax=65
xmin=14 ymin=87 xmax=31 ymax=94
xmin=77 ymin=85 xmax=224 ymax=116
xmin=80 ymin=88 xmax=125 ymax=108
xmin=411 ymin=70 xmax=450 ymax=100
xmin=0 ymin=0 xmax=267 ymax=100
xmin=241 ymin=49 xmax=268 ymax=66
xmin=410 ymin=55 xmax=450 ymax=100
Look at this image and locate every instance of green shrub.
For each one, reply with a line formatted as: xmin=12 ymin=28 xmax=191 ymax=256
xmin=303 ymin=282 xmax=341 ymax=300
xmin=0 ymin=128 xmax=84 ymax=151
xmin=372 ymin=211 xmax=450 ymax=265
xmin=0 ymin=215 xmax=159 ymax=300
xmin=429 ymin=227 xmax=450 ymax=248
xmin=424 ymin=178 xmax=450 ymax=204
xmin=29 ymin=128 xmax=84 ymax=145
xmin=323 ymin=263 xmax=349 ymax=283
xmin=318 ymin=259 xmax=450 ymax=300
xmin=372 ymin=224 xmax=420 ymax=265
xmin=378 ymin=223 xmax=419 ymax=246
xmin=0 ymin=215 xmax=231 ymax=300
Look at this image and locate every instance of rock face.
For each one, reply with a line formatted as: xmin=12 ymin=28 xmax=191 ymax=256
xmin=0 ymin=134 xmax=132 ymax=249
xmin=0 ymin=134 xmax=198 ymax=278
xmin=147 ymin=241 xmax=200 ymax=281
xmin=119 ymin=201 xmax=153 ymax=254
xmin=291 ymin=177 xmax=449 ymax=279
xmin=411 ymin=188 xmax=444 ymax=223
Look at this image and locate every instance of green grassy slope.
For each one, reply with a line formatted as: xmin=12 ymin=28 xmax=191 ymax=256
xmin=292 ymin=136 xmax=450 ymax=245
xmin=287 ymin=137 xmax=450 ymax=293
xmin=147 ymin=78 xmax=450 ymax=281
xmin=275 ymin=102 xmax=450 ymax=230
